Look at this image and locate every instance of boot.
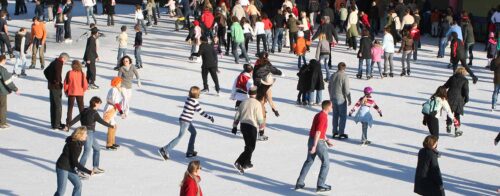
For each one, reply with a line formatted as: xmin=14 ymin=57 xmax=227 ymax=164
xmin=407 ymin=69 xmax=410 ymax=76
xmin=454 ymin=127 xmax=463 ymax=137
xmin=400 ymin=69 xmax=406 ymax=76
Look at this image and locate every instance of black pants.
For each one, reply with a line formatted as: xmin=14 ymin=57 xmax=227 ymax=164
xmin=66 ymin=96 xmax=84 ymax=125
xmin=225 ymin=32 xmax=232 ymax=54
xmin=289 ymin=31 xmax=297 ymax=52
xmin=0 ymin=33 xmax=12 ymax=55
xmin=452 ymin=58 xmax=476 ymax=79
xmin=244 ymin=33 xmax=252 ymax=52
xmin=349 ymin=36 xmax=358 ymax=50
xmin=64 ymin=18 xmax=72 ymax=39
xmin=217 ymin=27 xmax=226 ymax=53
xmin=256 ymin=34 xmax=267 ymax=54
xmin=202 ymin=67 xmax=220 ymax=92
xmin=236 ymin=123 xmax=257 ymax=167
xmin=86 ymin=59 xmax=97 ymax=84
xmin=49 ymin=89 xmax=63 ymax=128
xmin=426 ymin=115 xmax=440 ymax=139
xmin=107 ymin=14 xmax=114 ymax=26
xmin=0 ymin=95 xmax=7 ymax=125
xmin=446 ymin=112 xmax=461 ymax=127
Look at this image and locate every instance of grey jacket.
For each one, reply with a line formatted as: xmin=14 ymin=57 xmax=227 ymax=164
xmin=315 ymin=39 xmax=330 ymax=60
xmin=118 ymin=65 xmax=140 ymax=89
xmin=328 ymin=70 xmax=351 ymax=105
xmin=0 ymin=66 xmax=18 ymax=95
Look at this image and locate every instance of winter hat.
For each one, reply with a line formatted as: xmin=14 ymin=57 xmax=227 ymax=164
xmin=111 ymin=77 xmax=122 ymax=87
xmin=363 ymin=86 xmax=373 ymax=95
xmin=298 ymin=31 xmax=304 ymax=37
xmin=193 ymin=20 xmax=200 ymax=26
xmin=261 ymin=74 xmax=275 ymax=86
xmin=57 ymin=7 xmax=63 ymax=13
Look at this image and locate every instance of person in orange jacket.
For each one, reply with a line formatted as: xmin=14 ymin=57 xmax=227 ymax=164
xmin=294 ymin=31 xmax=308 ymax=69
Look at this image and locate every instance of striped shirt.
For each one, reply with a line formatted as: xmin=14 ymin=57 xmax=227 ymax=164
xmin=350 ymin=96 xmax=382 ymax=114
xmin=179 ymin=97 xmax=211 ymax=122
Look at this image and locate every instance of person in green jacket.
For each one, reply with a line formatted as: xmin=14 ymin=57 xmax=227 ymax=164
xmin=0 ymin=55 xmax=20 ymax=129
xmin=231 ymin=16 xmax=250 ymax=64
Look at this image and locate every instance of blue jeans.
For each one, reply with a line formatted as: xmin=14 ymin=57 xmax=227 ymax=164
xmin=265 ymin=30 xmax=272 ymax=50
xmin=332 ymin=100 xmax=347 ymax=135
xmin=117 ymin=48 xmax=126 ymax=66
xmin=134 ymin=46 xmax=142 ymax=66
xmin=413 ymin=40 xmax=420 ymax=60
xmin=358 ymin=58 xmax=371 ymax=76
xmin=232 ymin=42 xmax=250 ymax=63
xmin=296 ymin=137 xmax=330 ymax=187
xmin=272 ymin=28 xmax=284 ymax=52
xmin=80 ymin=130 xmax=100 ymax=168
xmin=85 ymin=6 xmax=96 ymax=25
xmin=370 ymin=61 xmax=383 ymax=77
xmin=438 ymin=38 xmax=447 ymax=57
xmin=493 ymin=84 xmax=500 ymax=109
xmin=163 ymin=120 xmax=197 ymax=154
xmin=309 ymin=90 xmax=322 ymax=104
xmin=319 ymin=55 xmax=330 ymax=80
xmin=55 ymin=167 xmax=82 ymax=196
xmin=13 ymin=51 xmax=26 ymax=73
xmin=298 ymin=55 xmax=306 ymax=69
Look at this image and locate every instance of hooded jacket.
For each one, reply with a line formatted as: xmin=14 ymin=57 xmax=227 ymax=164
xmin=56 ymin=137 xmax=92 ymax=174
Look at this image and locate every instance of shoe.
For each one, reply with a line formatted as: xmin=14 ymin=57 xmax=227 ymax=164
xmin=400 ymin=72 xmax=406 ymax=76
xmin=339 ymin=134 xmax=349 ymax=139
xmin=324 ymin=78 xmax=329 ymax=82
xmin=455 ymin=128 xmax=463 ymax=137
xmin=106 ymin=146 xmax=118 ymax=150
xmin=186 ymin=151 xmax=198 ymax=158
xmin=367 ymin=76 xmax=372 ymax=80
xmin=294 ymin=184 xmax=305 ymax=190
xmin=332 ymin=133 xmax=339 ymax=139
xmin=19 ymin=72 xmax=27 ymax=77
xmin=446 ymin=126 xmax=451 ymax=133
xmin=113 ymin=66 xmax=120 ymax=71
xmin=89 ymin=84 xmax=99 ymax=89
xmin=389 ymin=73 xmax=394 ymax=77
xmin=93 ymin=167 xmax=105 ymax=174
xmin=41 ymin=65 xmax=45 ymax=70
xmin=257 ymin=134 xmax=269 ymax=141
xmin=55 ymin=124 xmax=66 ymax=131
xmin=382 ymin=73 xmax=388 ymax=77
xmin=233 ymin=162 xmax=244 ymax=174
xmin=112 ymin=144 xmax=120 ymax=148
xmin=0 ymin=124 xmax=10 ymax=129
xmin=356 ymin=74 xmax=362 ymax=79
xmin=467 ymin=62 xmax=472 ymax=66
xmin=243 ymin=163 xmax=253 ymax=171
xmin=28 ymin=65 xmax=35 ymax=69
xmin=216 ymin=91 xmax=220 ymax=96
xmin=65 ymin=39 xmax=73 ymax=43
xmin=316 ymin=186 xmax=331 ymax=192
xmin=9 ymin=53 xmax=14 ymax=59
xmin=158 ymin=148 xmax=169 ymax=161
xmin=407 ymin=70 xmax=410 ymax=76
xmin=201 ymin=89 xmax=209 ymax=94
xmin=472 ymin=77 xmax=478 ymax=84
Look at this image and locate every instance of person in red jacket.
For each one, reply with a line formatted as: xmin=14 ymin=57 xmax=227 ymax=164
xmin=410 ymin=23 xmax=421 ymax=61
xmin=200 ymin=7 xmax=214 ymax=39
xmin=64 ymin=60 xmax=88 ymax=126
xmin=180 ymin=160 xmax=203 ymax=196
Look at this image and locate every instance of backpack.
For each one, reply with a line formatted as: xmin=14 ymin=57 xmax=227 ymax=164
xmin=43 ymin=62 xmax=56 ymax=81
xmin=421 ymin=97 xmax=437 ymax=115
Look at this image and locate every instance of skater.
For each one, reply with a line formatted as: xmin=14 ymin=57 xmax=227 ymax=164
xmin=311 ymin=16 xmax=338 ymax=68
xmin=443 ymin=67 xmax=469 ymax=137
xmin=315 ymin=33 xmax=331 ymax=81
xmin=115 ymin=25 xmax=128 ymax=69
xmin=180 ymin=160 xmax=203 ymax=196
xmin=294 ymin=31 xmax=307 ymax=69
xmin=287 ymin=13 xmax=299 ymax=53
xmin=62 ymin=0 xmax=73 ymax=42
xmin=346 ymin=6 xmax=359 ymax=50
xmin=12 ymin=28 xmax=29 ymax=77
xmin=54 ymin=8 xmax=65 ymax=43
xmin=135 ymin=5 xmax=147 ymax=34
xmin=187 ymin=20 xmax=201 ymax=62
xmin=295 ymin=100 xmax=334 ymax=193
xmin=410 ymin=23 xmax=421 ymax=61
xmin=398 ymin=30 xmax=415 ymax=76
xmin=370 ymin=40 xmax=384 ymax=79
xmin=0 ymin=12 xmax=13 ymax=58
xmin=486 ymin=32 xmax=497 ymax=68
xmin=54 ymin=127 xmax=93 ymax=196
xmin=0 ymin=55 xmax=20 ymax=129
xmin=64 ymin=60 xmax=88 ymax=127
xmin=232 ymin=86 xmax=263 ymax=174
xmin=348 ymin=87 xmax=383 ymax=145
xmin=422 ymin=86 xmax=457 ymax=139
xmin=414 ymin=135 xmax=444 ymax=196
xmin=82 ymin=0 xmax=97 ymax=25
xmin=357 ymin=30 xmax=372 ymax=79
xmin=103 ymin=77 xmax=126 ymax=150
xmin=47 ymin=53 xmax=70 ymax=131
xmin=192 ymin=36 xmax=220 ymax=95
xmin=242 ymin=18 xmax=254 ymax=53
xmin=158 ymin=86 xmax=215 ymax=160
xmin=491 ymin=57 xmax=499 ymax=111
xmin=271 ymin=9 xmax=286 ymax=53
xmin=255 ymin=16 xmax=267 ymax=55
xmin=449 ymin=32 xmax=478 ymax=84
xmin=308 ymin=59 xmax=324 ymax=106
xmin=117 ymin=55 xmax=141 ymax=116
xmin=296 ymin=62 xmax=311 ymax=105
xmin=104 ymin=0 xmax=115 ymax=26
xmin=66 ymin=97 xmax=115 ymax=175
xmin=382 ymin=27 xmax=395 ymax=77
xmin=134 ymin=25 xmax=143 ymax=69
xmin=83 ymin=27 xmax=99 ymax=89
xmin=230 ymin=64 xmax=254 ymax=109
xmin=29 ymin=17 xmax=47 ymax=69
xmin=328 ymin=62 xmax=351 ymax=139
xmin=231 ymin=16 xmax=250 ymax=64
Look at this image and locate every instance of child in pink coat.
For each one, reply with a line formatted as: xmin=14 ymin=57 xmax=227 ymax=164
xmin=370 ymin=40 xmax=384 ymax=78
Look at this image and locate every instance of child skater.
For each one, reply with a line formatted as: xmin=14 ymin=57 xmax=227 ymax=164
xmin=370 ymin=40 xmax=384 ymax=79
xmin=158 ymin=86 xmax=215 ymax=160
xmin=486 ymin=32 xmax=497 ymax=69
xmin=135 ymin=4 xmax=148 ymax=34
xmin=348 ymin=87 xmax=383 ymax=146
xmin=294 ymin=31 xmax=307 ymax=69
xmin=103 ymin=77 xmax=127 ymax=150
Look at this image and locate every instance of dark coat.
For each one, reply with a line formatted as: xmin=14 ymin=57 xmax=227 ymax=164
xmin=47 ymin=58 xmax=64 ymax=90
xmin=62 ymin=3 xmax=73 ymax=19
xmin=450 ymin=38 xmax=465 ymax=64
xmin=253 ymin=63 xmax=282 ymax=86
xmin=68 ymin=107 xmax=113 ymax=131
xmin=312 ymin=23 xmax=339 ymax=43
xmin=297 ymin=63 xmax=311 ymax=91
xmin=491 ymin=57 xmax=500 ymax=85
xmin=56 ymin=137 xmax=92 ymax=174
xmin=444 ymin=74 xmax=469 ymax=115
xmin=358 ymin=36 xmax=372 ymax=59
xmin=461 ymin=22 xmax=474 ymax=44
xmin=103 ymin=0 xmax=115 ymax=15
xmin=320 ymin=7 xmax=335 ymax=23
xmin=83 ymin=36 xmax=98 ymax=61
xmin=195 ymin=42 xmax=218 ymax=69
xmin=309 ymin=60 xmax=324 ymax=91
xmin=414 ymin=148 xmax=444 ymax=196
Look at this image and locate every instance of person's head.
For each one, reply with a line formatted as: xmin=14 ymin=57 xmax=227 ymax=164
xmin=248 ymin=86 xmax=257 ymax=98
xmin=350 ymin=6 xmax=356 ymax=11
xmin=59 ymin=53 xmax=70 ymax=63
xmin=0 ymin=55 xmax=6 ymax=65
xmin=360 ymin=11 xmax=365 ymax=16
xmin=189 ymin=86 xmax=201 ymax=99
xmin=89 ymin=23 xmax=96 ymax=29
xmin=231 ymin=16 xmax=239 ymax=23
xmin=71 ymin=126 xmax=88 ymax=141
xmin=91 ymin=27 xmax=98 ymax=36
xmin=340 ymin=3 xmax=344 ymax=7
xmin=33 ymin=16 xmax=40 ymax=24
xmin=89 ymin=96 xmax=102 ymax=109
xmin=373 ymin=39 xmax=381 ymax=46
xmin=318 ymin=33 xmax=326 ymax=41
xmin=111 ymin=76 xmax=122 ymax=88
xmin=338 ymin=62 xmax=346 ymax=71
xmin=433 ymin=86 xmax=448 ymax=100
xmin=322 ymin=16 xmax=330 ymax=24
xmin=134 ymin=24 xmax=140 ymax=32
xmin=402 ymin=29 xmax=409 ymax=38
xmin=414 ymin=8 xmax=419 ymax=14
xmin=0 ymin=11 xmax=6 ymax=18
xmin=261 ymin=13 xmax=268 ymax=19
xmin=257 ymin=16 xmax=262 ymax=22
xmin=121 ymin=25 xmax=127 ymax=32
xmin=455 ymin=67 xmax=467 ymax=76
xmin=135 ymin=4 xmax=141 ymax=10
xmin=120 ymin=55 xmax=133 ymax=67
xmin=423 ymin=135 xmax=438 ymax=149
xmin=66 ymin=0 xmax=71 ymax=4
xmin=412 ymin=23 xmax=418 ymax=29
xmin=301 ymin=11 xmax=307 ymax=18
xmin=297 ymin=31 xmax=304 ymax=38
xmin=405 ymin=9 xmax=410 ymax=15
xmin=384 ymin=27 xmax=391 ymax=33
xmin=321 ymin=100 xmax=333 ymax=112
xmin=363 ymin=86 xmax=373 ymax=95
xmin=18 ymin=27 xmax=26 ymax=33
xmin=362 ymin=29 xmax=369 ymax=37
xmin=71 ymin=60 xmax=83 ymax=72
xmin=57 ymin=7 xmax=63 ymax=14
xmin=372 ymin=1 xmax=376 ymax=6
xmin=243 ymin=64 xmax=253 ymax=73
xmin=182 ymin=160 xmax=202 ymax=185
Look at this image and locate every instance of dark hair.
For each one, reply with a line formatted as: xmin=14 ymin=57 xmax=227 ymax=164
xmin=243 ymin=64 xmax=253 ymax=73
xmin=231 ymin=16 xmax=239 ymax=23
xmin=121 ymin=25 xmax=127 ymax=32
xmin=120 ymin=55 xmax=133 ymax=67
xmin=362 ymin=29 xmax=370 ymax=37
xmin=200 ymin=36 xmax=208 ymax=42
xmin=338 ymin=62 xmax=346 ymax=71
xmin=433 ymin=86 xmax=448 ymax=100
xmin=90 ymin=96 xmax=102 ymax=108
xmin=32 ymin=16 xmax=39 ymax=22
xmin=423 ymin=135 xmax=438 ymax=149
xmin=321 ymin=100 xmax=332 ymax=109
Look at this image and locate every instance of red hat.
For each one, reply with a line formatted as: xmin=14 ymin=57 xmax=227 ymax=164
xmin=193 ymin=20 xmax=200 ymax=26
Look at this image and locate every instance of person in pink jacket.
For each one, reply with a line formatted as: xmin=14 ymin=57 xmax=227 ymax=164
xmin=64 ymin=60 xmax=88 ymax=125
xmin=370 ymin=40 xmax=384 ymax=79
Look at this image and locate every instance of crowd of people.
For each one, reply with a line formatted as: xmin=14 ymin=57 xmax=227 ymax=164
xmin=0 ymin=0 xmax=499 ymax=195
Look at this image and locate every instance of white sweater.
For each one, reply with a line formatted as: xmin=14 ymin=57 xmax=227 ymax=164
xmin=135 ymin=10 xmax=144 ymax=20
xmin=254 ymin=22 xmax=265 ymax=35
xmin=382 ymin=33 xmax=395 ymax=53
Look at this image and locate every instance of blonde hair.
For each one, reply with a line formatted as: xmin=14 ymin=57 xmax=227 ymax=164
xmin=189 ymin=86 xmax=200 ymax=99
xmin=71 ymin=126 xmax=87 ymax=141
xmin=318 ymin=33 xmax=326 ymax=41
xmin=455 ymin=67 xmax=467 ymax=76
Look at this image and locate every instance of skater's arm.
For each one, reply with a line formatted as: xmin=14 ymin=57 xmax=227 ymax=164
xmin=194 ymin=101 xmax=212 ymax=120
xmin=495 ymin=132 xmax=500 ymax=145
xmin=68 ymin=113 xmax=81 ymax=128
xmin=441 ymin=99 xmax=454 ymax=120
xmin=343 ymin=76 xmax=351 ymax=105
xmin=0 ymin=69 xmax=18 ymax=92
xmin=95 ymin=112 xmax=113 ymax=128
xmin=69 ymin=142 xmax=92 ymax=174
xmin=349 ymin=98 xmax=362 ymax=115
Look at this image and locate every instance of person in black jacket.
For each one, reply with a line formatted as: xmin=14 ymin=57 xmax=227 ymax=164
xmin=0 ymin=55 xmax=20 ymax=129
xmin=271 ymin=9 xmax=286 ymax=53
xmin=48 ymin=53 xmax=70 ymax=130
xmin=54 ymin=127 xmax=93 ymax=196
xmin=62 ymin=0 xmax=73 ymax=42
xmin=357 ymin=30 xmax=372 ymax=79
xmin=193 ymin=36 xmax=220 ymax=95
xmin=308 ymin=59 xmax=324 ymax=105
xmin=296 ymin=62 xmax=311 ymax=105
xmin=312 ymin=16 xmax=339 ymax=68
xmin=414 ymin=135 xmax=444 ymax=196
xmin=449 ymin=32 xmax=478 ymax=84
xmin=134 ymin=25 xmax=143 ymax=69
xmin=83 ymin=27 xmax=99 ymax=89
xmin=66 ymin=97 xmax=114 ymax=175
xmin=443 ymin=67 xmax=469 ymax=137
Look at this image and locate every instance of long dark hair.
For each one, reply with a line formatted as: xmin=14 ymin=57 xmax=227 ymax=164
xmin=432 ymin=86 xmax=448 ymax=100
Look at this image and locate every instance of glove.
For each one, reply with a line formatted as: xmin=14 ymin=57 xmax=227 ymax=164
xmin=348 ymin=112 xmax=352 ymax=117
xmin=272 ymin=109 xmax=280 ymax=117
xmin=209 ymin=116 xmax=214 ymax=123
xmin=231 ymin=127 xmax=237 ymax=135
xmin=453 ymin=118 xmax=460 ymax=127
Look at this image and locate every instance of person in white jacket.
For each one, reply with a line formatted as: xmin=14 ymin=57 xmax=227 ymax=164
xmin=424 ymin=86 xmax=456 ymax=139
xmin=401 ymin=9 xmax=414 ymax=30
xmin=82 ymin=0 xmax=97 ymax=25
xmin=382 ymin=27 xmax=395 ymax=77
xmin=135 ymin=5 xmax=148 ymax=34
xmin=231 ymin=64 xmax=254 ymax=109
xmin=103 ymin=77 xmax=127 ymax=150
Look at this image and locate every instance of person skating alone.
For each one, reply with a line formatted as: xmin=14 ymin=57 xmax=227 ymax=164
xmin=46 ymin=53 xmax=70 ymax=131
xmin=0 ymin=11 xmax=14 ymax=59
xmin=133 ymin=25 xmax=143 ymax=69
xmin=29 ymin=16 xmax=47 ymax=69
xmin=0 ymin=55 xmax=20 ymax=129
xmin=192 ymin=36 xmax=220 ymax=95
xmin=348 ymin=87 xmax=383 ymax=146
xmin=370 ymin=40 xmax=384 ymax=78
xmin=328 ymin=62 xmax=351 ymax=139
xmin=158 ymin=86 xmax=215 ymax=161
xmin=12 ymin=27 xmax=30 ymax=77
xmin=230 ymin=64 xmax=254 ymax=109
xmin=414 ymin=135 xmax=444 ymax=196
xmin=397 ymin=29 xmax=415 ymax=76
xmin=117 ymin=55 xmax=141 ymax=116
xmin=295 ymin=100 xmax=334 ymax=193
xmin=103 ymin=77 xmax=126 ymax=150
xmin=382 ymin=27 xmax=395 ymax=77
xmin=232 ymin=86 xmax=264 ymax=174
xmin=114 ymin=25 xmax=128 ymax=70
xmin=83 ymin=27 xmax=100 ymax=89
xmin=490 ymin=57 xmax=499 ymax=111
